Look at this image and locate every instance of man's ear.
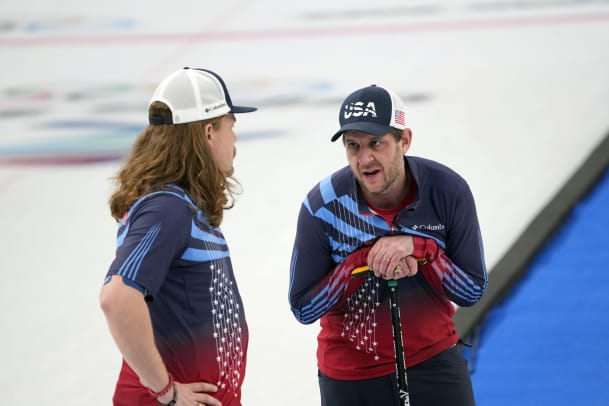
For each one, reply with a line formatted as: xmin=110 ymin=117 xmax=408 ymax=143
xmin=402 ymin=128 xmax=412 ymax=147
xmin=203 ymin=122 xmax=214 ymax=143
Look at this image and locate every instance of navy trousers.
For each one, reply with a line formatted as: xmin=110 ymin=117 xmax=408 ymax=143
xmin=318 ymin=345 xmax=475 ymax=406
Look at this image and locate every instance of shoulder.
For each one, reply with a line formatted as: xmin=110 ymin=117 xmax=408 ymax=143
xmin=122 ymin=188 xmax=194 ymax=226
xmin=408 ymin=156 xmax=471 ymax=193
xmin=303 ymin=166 xmax=355 ymax=213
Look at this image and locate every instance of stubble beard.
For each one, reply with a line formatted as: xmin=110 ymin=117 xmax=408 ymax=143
xmin=359 ymin=151 xmax=404 ymax=196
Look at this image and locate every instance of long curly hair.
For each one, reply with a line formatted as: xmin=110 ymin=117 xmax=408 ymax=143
xmin=109 ymin=101 xmax=239 ymax=227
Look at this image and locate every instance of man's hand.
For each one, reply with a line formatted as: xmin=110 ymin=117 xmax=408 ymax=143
xmin=159 ymin=381 xmax=222 ymax=406
xmin=367 ymin=235 xmax=420 ymax=280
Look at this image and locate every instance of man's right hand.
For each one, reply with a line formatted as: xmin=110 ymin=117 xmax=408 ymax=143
xmin=160 ymin=381 xmax=222 ymax=406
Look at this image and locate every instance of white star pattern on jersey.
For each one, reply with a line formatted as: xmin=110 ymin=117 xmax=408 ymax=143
xmin=342 ymin=276 xmax=381 ymax=360
xmin=337 ymin=191 xmax=382 ymax=361
xmin=209 ymin=262 xmax=244 ymax=397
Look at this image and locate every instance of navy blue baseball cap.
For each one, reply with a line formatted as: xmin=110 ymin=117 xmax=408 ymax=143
xmin=148 ymin=67 xmax=257 ymax=125
xmin=331 ymin=85 xmax=407 ymax=142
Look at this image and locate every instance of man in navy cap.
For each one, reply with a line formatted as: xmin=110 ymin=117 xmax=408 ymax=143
xmin=289 ymin=85 xmax=488 ymax=405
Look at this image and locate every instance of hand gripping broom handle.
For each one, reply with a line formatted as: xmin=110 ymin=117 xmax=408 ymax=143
xmin=388 ymin=279 xmax=411 ymax=406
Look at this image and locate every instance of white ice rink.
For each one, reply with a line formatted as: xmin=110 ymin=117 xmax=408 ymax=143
xmin=1 ymin=1 xmax=609 ymax=404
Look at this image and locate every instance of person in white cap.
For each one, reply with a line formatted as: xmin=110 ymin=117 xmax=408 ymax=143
xmin=100 ymin=67 xmax=256 ymax=406
xmin=288 ymin=85 xmax=488 ymax=405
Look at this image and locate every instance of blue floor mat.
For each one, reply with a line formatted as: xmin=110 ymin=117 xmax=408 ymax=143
xmin=468 ymin=168 xmax=609 ymax=406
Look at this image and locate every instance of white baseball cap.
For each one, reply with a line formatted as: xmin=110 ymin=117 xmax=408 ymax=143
xmin=148 ymin=67 xmax=257 ymax=125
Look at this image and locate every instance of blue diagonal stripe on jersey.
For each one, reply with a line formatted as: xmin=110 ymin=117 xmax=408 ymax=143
xmin=190 ymin=220 xmax=226 ymax=245
xmin=477 ymin=230 xmax=487 ymax=278
xmin=451 ymin=264 xmax=486 ymax=297
xmin=320 ymin=176 xmax=337 ymax=203
xmin=301 ymin=279 xmax=345 ymax=322
xmin=117 ymin=223 xmax=161 ymax=280
xmin=116 ymin=224 xmax=129 ymax=248
xmin=328 ymin=238 xmax=365 ymax=263
xmin=288 ymin=249 xmax=298 ymax=294
xmin=303 ymin=195 xmax=313 ymax=215
xmin=115 ymin=189 xmax=188 ymax=250
xmin=328 ymin=236 xmax=361 ymax=254
xmin=336 ymin=195 xmax=391 ymax=230
xmin=315 ymin=207 xmax=377 ymax=240
xmin=442 ymin=264 xmax=486 ymax=304
xmin=182 ymin=248 xmax=229 ymax=261
xmin=293 ymin=285 xmax=330 ymax=323
xmin=444 ymin=279 xmax=479 ymax=304
xmin=334 ymin=194 xmax=360 ymax=215
xmin=292 ymin=269 xmax=348 ymax=323
xmin=294 ymin=289 xmax=340 ymax=323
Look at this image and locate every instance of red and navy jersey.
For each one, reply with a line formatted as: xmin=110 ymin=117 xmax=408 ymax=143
xmin=288 ymin=156 xmax=487 ymax=380
xmin=105 ymin=186 xmax=248 ymax=405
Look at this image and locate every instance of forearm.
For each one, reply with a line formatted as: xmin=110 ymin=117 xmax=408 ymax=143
xmin=413 ymin=237 xmax=487 ymax=306
xmin=290 ymin=264 xmax=355 ymax=324
xmin=290 ymin=244 xmax=373 ymax=324
xmin=100 ymin=276 xmax=170 ymax=393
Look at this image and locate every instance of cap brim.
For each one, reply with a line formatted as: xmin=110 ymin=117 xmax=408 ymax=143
xmin=230 ymin=105 xmax=257 ymax=114
xmin=330 ymin=122 xmax=393 ymax=142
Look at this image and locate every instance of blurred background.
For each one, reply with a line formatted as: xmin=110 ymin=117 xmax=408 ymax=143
xmin=1 ymin=1 xmax=608 ymax=404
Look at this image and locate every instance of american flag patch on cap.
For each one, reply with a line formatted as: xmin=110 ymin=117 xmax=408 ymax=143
xmin=394 ymin=110 xmax=405 ymax=126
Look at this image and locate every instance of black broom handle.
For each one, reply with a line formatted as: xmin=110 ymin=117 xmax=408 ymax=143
xmin=388 ymin=279 xmax=411 ymax=406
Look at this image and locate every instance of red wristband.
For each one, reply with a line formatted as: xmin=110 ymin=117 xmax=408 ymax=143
xmin=148 ymin=373 xmax=174 ymax=399
xmin=412 ymin=236 xmax=439 ymax=262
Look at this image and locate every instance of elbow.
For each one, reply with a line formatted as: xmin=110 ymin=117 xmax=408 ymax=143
xmin=445 ymin=271 xmax=487 ymax=307
xmin=99 ymin=276 xmax=128 ymax=318
xmin=295 ymin=313 xmax=317 ymax=325
xmin=453 ymin=298 xmax=478 ymax=308
xmin=289 ymin=305 xmax=318 ymax=325
xmin=99 ymin=284 xmax=119 ymax=318
xmin=289 ymin=289 xmax=326 ymax=325
xmin=453 ymin=287 xmax=487 ymax=308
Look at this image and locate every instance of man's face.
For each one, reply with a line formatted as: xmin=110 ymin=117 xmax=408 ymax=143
xmin=343 ymin=130 xmax=409 ymax=204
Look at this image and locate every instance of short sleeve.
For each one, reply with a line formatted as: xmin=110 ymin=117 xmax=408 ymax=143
xmin=106 ymin=194 xmax=192 ymax=296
